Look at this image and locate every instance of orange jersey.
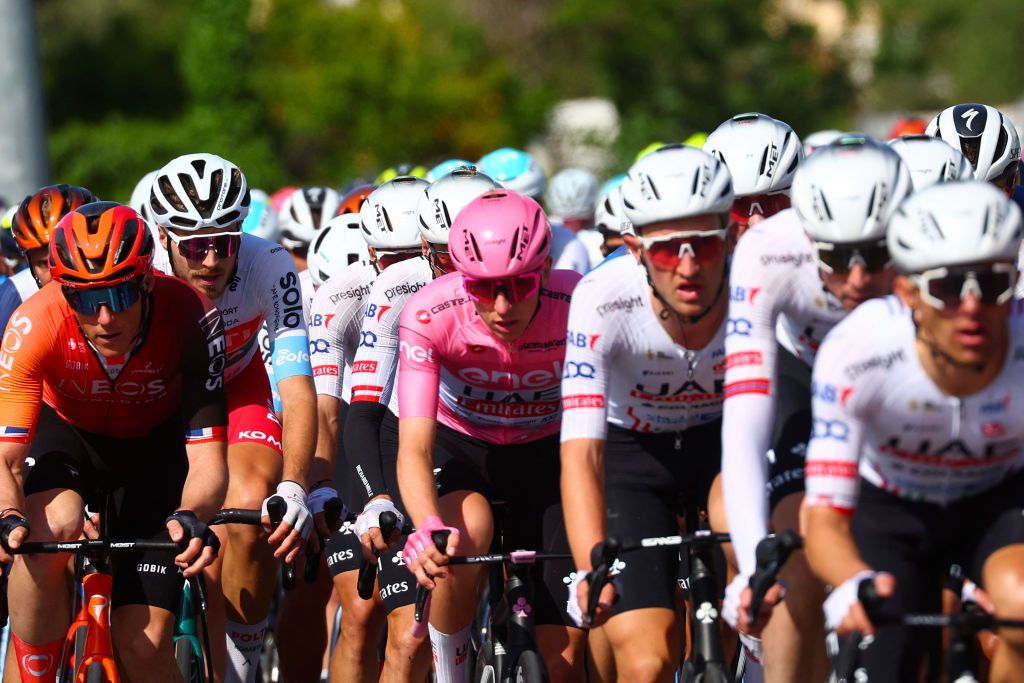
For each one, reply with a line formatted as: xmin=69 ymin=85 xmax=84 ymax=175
xmin=0 ymin=275 xmax=227 ymax=443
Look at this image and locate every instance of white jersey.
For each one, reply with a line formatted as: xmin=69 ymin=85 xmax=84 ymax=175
xmin=806 ymin=296 xmax=1024 ymax=511
xmin=350 ymin=256 xmax=431 ymax=413
xmin=576 ymin=229 xmax=606 ymax=271
xmin=720 ymin=208 xmax=848 ymax=577
xmin=309 ymin=262 xmax=377 ymax=401
xmin=9 ymin=269 xmax=37 ymax=302
xmin=561 ymin=254 xmax=726 ymax=441
xmin=215 ymin=234 xmax=312 ymax=384
xmin=551 ymin=223 xmax=591 ymax=274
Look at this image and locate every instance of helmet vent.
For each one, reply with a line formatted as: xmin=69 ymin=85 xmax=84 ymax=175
xmin=758 ymin=147 xmax=770 ymax=177
xmin=224 ymin=168 xmax=243 ymax=208
xmin=469 ymin=233 xmax=483 ymax=262
xmin=160 ymin=176 xmax=188 ymax=213
xmin=509 ymin=227 xmax=521 ymax=261
xmin=191 ymin=159 xmax=207 ymax=177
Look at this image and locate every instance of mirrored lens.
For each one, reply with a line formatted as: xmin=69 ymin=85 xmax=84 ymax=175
xmin=63 ymin=281 xmax=142 ymax=315
xmin=730 ymin=194 xmax=791 ymax=224
xmin=176 ymin=234 xmax=241 ymax=262
xmin=925 ymin=268 xmax=1014 ymax=308
xmin=646 ymin=235 xmax=725 ymax=270
xmin=817 ymin=243 xmax=889 ymax=274
xmin=463 ymin=272 xmax=541 ymax=305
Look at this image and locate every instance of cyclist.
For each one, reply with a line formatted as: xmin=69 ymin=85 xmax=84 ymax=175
xmin=242 ymin=188 xmax=282 ymax=243
xmin=337 ymin=184 xmax=376 ymax=217
xmin=0 ymin=202 xmax=227 ymax=682
xmin=308 ymin=176 xmax=427 ymax=682
xmin=307 ymin=213 xmax=371 ymax=288
xmin=278 ymin=185 xmax=341 ymax=290
xmin=343 ymin=167 xmax=499 ymax=681
xmin=398 ymin=189 xmax=584 ymax=682
xmin=0 ymin=186 xmax=98 ymax=332
xmin=887 ymin=116 xmax=928 ymax=139
xmin=926 ymin=103 xmax=1021 ymax=198
xmin=478 ymin=147 xmax=592 ymax=273
xmin=593 ymin=182 xmax=628 ymax=259
xmin=128 ymin=170 xmax=172 ymax=274
xmin=560 ymin=144 xmax=744 ymax=682
xmin=546 ymin=167 xmax=605 ymax=266
xmin=720 ymin=136 xmax=912 ymax=681
xmin=704 ymin=113 xmax=803 ymax=238
xmin=148 ymin=152 xmax=319 ymax=682
xmin=802 ymin=129 xmax=842 ymax=156
xmin=887 ymin=134 xmax=974 ymax=189
xmin=802 ymin=181 xmax=1024 ymax=683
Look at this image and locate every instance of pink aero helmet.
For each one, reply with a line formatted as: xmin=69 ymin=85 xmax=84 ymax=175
xmin=448 ymin=190 xmax=551 ymax=279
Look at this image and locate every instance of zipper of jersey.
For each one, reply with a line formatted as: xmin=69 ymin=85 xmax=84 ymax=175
xmin=675 ymin=352 xmax=698 ymax=451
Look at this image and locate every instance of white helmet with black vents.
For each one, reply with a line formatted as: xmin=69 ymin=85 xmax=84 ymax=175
xmin=417 ymin=167 xmax=499 ymax=245
xmin=594 ymin=184 xmax=632 ymax=236
xmin=791 ymin=134 xmax=912 ymax=243
xmin=307 ymin=213 xmax=370 ymax=286
xmin=887 ymin=135 xmax=973 ymax=190
xmin=279 ymin=186 xmax=341 ymax=251
xmin=359 ymin=176 xmax=429 ymax=250
xmin=620 ymin=144 xmax=733 ymax=230
xmin=545 ymin=168 xmax=601 ymax=221
xmin=150 ymin=153 xmax=251 ymax=231
xmin=704 ymin=113 xmax=803 ymax=197
xmin=129 ymin=170 xmax=159 ymax=228
xmin=926 ymin=103 xmax=1021 ymax=182
xmin=887 ymin=180 xmax=1022 ymax=274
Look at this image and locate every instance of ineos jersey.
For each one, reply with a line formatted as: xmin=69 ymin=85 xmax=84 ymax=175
xmin=806 ymin=297 xmax=1024 ymax=512
xmin=215 ymin=234 xmax=312 ymax=385
xmin=350 ymin=257 xmax=431 ymax=412
xmin=398 ymin=270 xmax=582 ymax=444
xmin=721 ymin=208 xmax=849 ymax=577
xmin=309 ymin=263 xmax=377 ymax=401
xmin=561 ymin=254 xmax=726 ymax=441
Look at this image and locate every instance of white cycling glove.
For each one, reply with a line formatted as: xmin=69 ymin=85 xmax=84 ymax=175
xmin=262 ymin=480 xmax=313 ymax=541
xmin=354 ymin=499 xmax=405 ymax=542
xmin=824 ymin=570 xmax=877 ymax=631
xmin=566 ymin=571 xmax=588 ymax=628
xmin=723 ymin=573 xmax=747 ymax=629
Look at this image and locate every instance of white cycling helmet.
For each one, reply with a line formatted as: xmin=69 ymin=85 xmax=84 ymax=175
xmin=545 ymin=168 xmax=601 ymax=221
xmin=129 ymin=170 xmax=159 ymax=228
xmin=477 ymin=147 xmax=546 ymax=199
xmin=307 ymin=214 xmax=370 ymax=286
xmin=803 ymin=129 xmax=843 ymax=156
xmin=926 ymin=104 xmax=1022 ymax=182
xmin=620 ymin=144 xmax=733 ymax=230
xmin=704 ymin=113 xmax=803 ymax=196
xmin=150 ymin=153 xmax=250 ymax=231
xmin=887 ymin=180 xmax=1022 ymax=273
xmin=417 ymin=167 xmax=499 ymax=245
xmin=359 ymin=176 xmax=429 ymax=250
xmin=887 ymin=135 xmax=973 ymax=190
xmin=594 ymin=184 xmax=632 ymax=236
xmin=242 ymin=189 xmax=281 ymax=242
xmin=791 ymin=135 xmax=912 ymax=243
xmin=279 ymin=186 xmax=341 ymax=251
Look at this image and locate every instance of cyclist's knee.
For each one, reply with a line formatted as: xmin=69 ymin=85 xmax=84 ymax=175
xmin=437 ymin=491 xmax=493 ymax=556
xmin=112 ymin=617 xmax=172 ymax=672
xmin=615 ymin=652 xmax=675 ymax=683
xmin=384 ymin=608 xmax=426 ymax=659
xmin=984 ymin=547 xmax=1024 ymax=649
xmin=25 ymin=490 xmax=83 ymax=543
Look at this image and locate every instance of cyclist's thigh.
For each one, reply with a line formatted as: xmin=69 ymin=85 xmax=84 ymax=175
xmin=767 ymin=346 xmax=812 ymax=514
xmin=959 ymin=470 xmax=1024 ymax=586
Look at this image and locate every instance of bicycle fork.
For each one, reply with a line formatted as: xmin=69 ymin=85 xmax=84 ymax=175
xmin=77 ymin=572 xmax=119 ymax=683
xmin=498 ymin=566 xmax=538 ymax=681
xmin=683 ymin=543 xmax=726 ymax=676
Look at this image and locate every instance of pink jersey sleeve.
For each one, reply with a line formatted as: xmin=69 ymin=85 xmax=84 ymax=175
xmin=397 ymin=295 xmax=443 ymax=420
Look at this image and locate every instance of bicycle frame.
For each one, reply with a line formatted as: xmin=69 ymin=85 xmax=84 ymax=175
xmin=74 ymin=571 xmax=118 ymax=683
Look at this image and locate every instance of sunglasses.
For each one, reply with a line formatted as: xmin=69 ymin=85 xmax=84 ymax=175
xmin=912 ymin=263 xmax=1017 ymax=310
xmin=730 ymin=194 xmax=791 ymax=225
xmin=426 ymin=244 xmax=454 ymax=275
xmin=637 ymin=229 xmax=728 ymax=271
xmin=463 ymin=271 xmax=541 ymax=306
xmin=375 ymin=249 xmax=421 ymax=270
xmin=165 ymin=230 xmax=242 ymax=262
xmin=63 ymin=279 xmax=143 ymax=315
xmin=814 ymin=240 xmax=890 ymax=275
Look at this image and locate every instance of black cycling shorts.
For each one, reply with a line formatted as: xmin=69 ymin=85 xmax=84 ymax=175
xmin=766 ymin=345 xmax=812 ymax=511
xmin=24 ymin=404 xmax=189 ymax=612
xmin=433 ymin=423 xmax=576 ymax=629
xmin=849 ymin=472 xmax=1024 ymax=683
xmin=604 ymin=420 xmax=722 ymax=614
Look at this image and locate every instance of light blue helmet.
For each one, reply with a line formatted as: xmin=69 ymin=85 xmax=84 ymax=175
xmin=477 ymin=147 xmax=546 ymax=199
xmin=242 ymin=189 xmax=280 ymax=241
xmin=426 ymin=159 xmax=474 ymax=182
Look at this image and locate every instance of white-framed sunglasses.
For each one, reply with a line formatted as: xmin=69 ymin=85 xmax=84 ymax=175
xmin=636 ymin=228 xmax=728 ymax=271
xmin=911 ymin=262 xmax=1018 ymax=310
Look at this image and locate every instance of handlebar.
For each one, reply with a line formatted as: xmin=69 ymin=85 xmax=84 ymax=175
xmin=357 ymin=510 xmax=399 ymax=600
xmin=747 ymin=529 xmax=802 ymax=625
xmin=412 ymin=529 xmax=451 ymax=638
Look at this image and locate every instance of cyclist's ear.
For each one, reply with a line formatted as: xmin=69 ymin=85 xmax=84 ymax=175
xmin=893 ymin=275 xmax=916 ymax=309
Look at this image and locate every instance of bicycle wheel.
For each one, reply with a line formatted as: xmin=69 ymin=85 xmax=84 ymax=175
xmin=259 ymin=629 xmax=280 ymax=683
xmin=175 ymin=638 xmax=205 ymax=683
xmin=512 ymin=650 xmax=548 ymax=683
xmin=475 ymin=641 xmax=498 ymax=683
xmin=85 ymin=661 xmax=106 ymax=683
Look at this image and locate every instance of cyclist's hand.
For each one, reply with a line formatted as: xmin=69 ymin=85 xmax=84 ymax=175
xmin=569 ymin=571 xmax=616 ymax=628
xmin=725 ymin=575 xmax=785 ymax=636
xmin=355 ymin=498 xmax=405 ymax=559
xmin=402 ymin=516 xmax=459 ymax=588
xmin=825 ymin=571 xmax=894 ymax=637
xmin=83 ymin=511 xmax=101 ymax=540
xmin=0 ymin=511 xmax=29 ymax=561
xmin=262 ymin=481 xmax=312 ymax=563
xmin=308 ymin=485 xmax=344 ymax=540
xmin=166 ymin=510 xmax=220 ymax=578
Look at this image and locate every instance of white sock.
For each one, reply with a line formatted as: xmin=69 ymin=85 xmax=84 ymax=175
xmin=225 ymin=618 xmax=268 ymax=683
xmin=428 ymin=623 xmax=472 ymax=683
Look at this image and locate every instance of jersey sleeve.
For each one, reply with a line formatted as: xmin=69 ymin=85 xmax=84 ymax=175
xmin=560 ymin=279 xmax=615 ymax=441
xmin=720 ymin=230 xmax=791 ymax=577
xmin=257 ymin=246 xmax=313 ymax=383
xmin=397 ymin=301 xmax=442 ymax=420
xmin=180 ymin=296 xmax=229 ymax=444
xmin=0 ymin=278 xmax=20 ymax=333
xmin=0 ymin=303 xmax=53 ymax=442
xmin=350 ymin=287 xmax=401 ymax=406
xmin=552 ymin=227 xmax=591 ymax=274
xmin=309 ymin=283 xmax=349 ymax=399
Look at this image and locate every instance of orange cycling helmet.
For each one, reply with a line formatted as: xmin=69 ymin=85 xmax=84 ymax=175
xmin=337 ymin=184 xmax=376 ymax=216
xmin=12 ymin=184 xmax=98 ymax=252
xmin=49 ymin=202 xmax=154 ymax=288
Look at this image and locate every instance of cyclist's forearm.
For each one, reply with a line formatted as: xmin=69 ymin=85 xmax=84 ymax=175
xmin=801 ymin=503 xmax=870 ymax=588
xmin=313 ymin=394 xmax=340 ymax=476
xmin=181 ymin=441 xmax=228 ymax=520
xmin=561 ymin=438 xmax=606 ymax=569
xmin=396 ymin=417 xmax=440 ymax=527
xmin=278 ymin=374 xmax=317 ymax=487
xmin=0 ymin=442 xmax=28 ymax=513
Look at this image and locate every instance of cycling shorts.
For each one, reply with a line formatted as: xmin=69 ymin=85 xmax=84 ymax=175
xmin=24 ymin=404 xmax=189 ymax=612
xmin=227 ymin=354 xmax=283 ymax=456
xmin=766 ymin=345 xmax=811 ymax=512
xmin=850 ymin=472 xmax=1024 ymax=683
xmin=433 ymin=424 xmax=576 ymax=629
xmin=604 ymin=420 xmax=722 ymax=614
